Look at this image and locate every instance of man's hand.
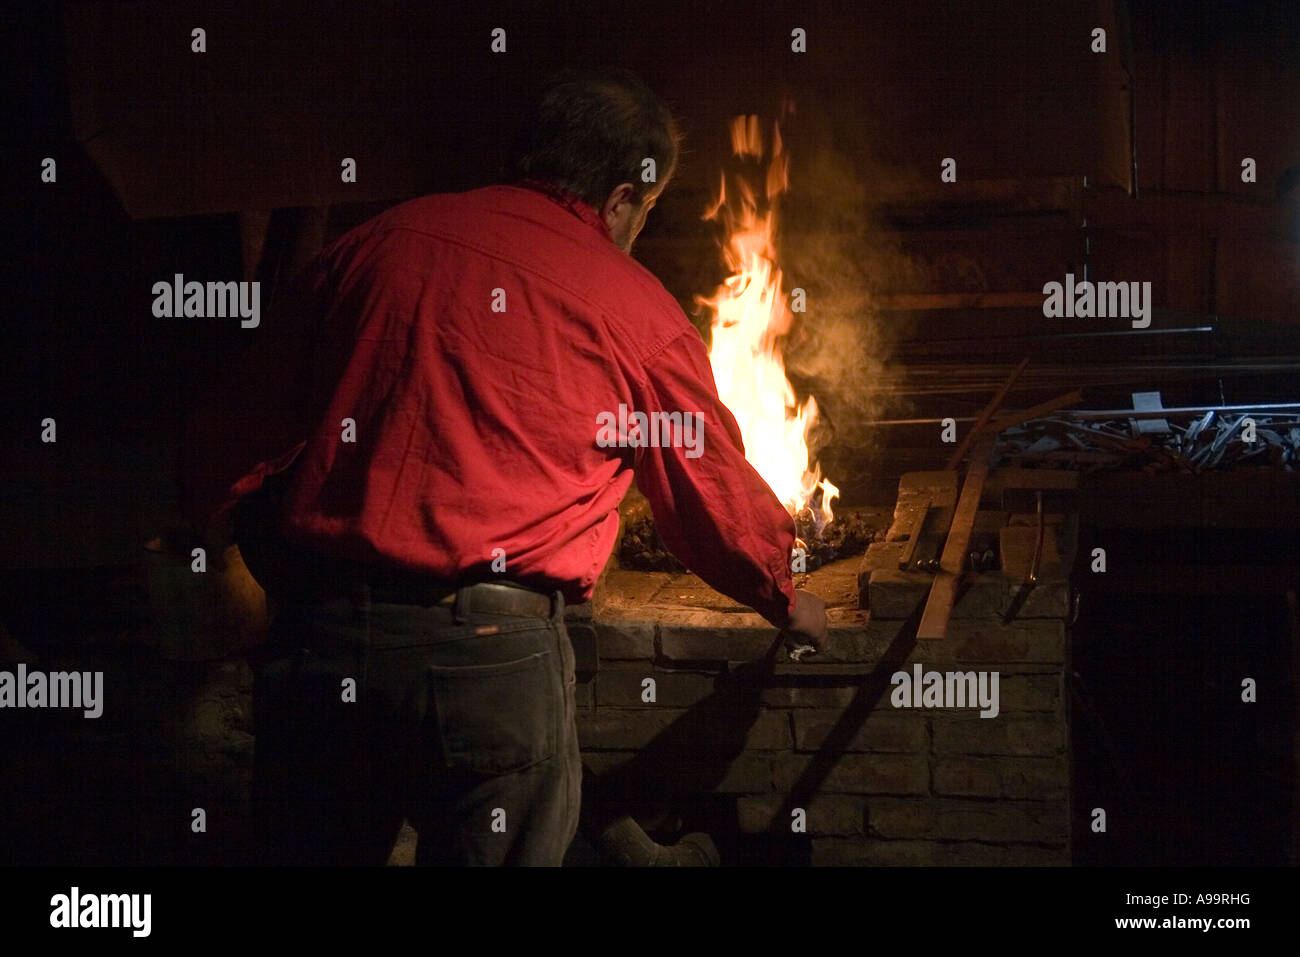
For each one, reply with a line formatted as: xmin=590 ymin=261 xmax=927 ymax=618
xmin=782 ymin=589 xmax=828 ymax=652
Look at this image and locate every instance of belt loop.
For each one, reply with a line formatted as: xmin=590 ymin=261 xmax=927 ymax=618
xmin=551 ymin=589 xmax=564 ymax=623
xmin=453 ymin=585 xmax=472 ymax=624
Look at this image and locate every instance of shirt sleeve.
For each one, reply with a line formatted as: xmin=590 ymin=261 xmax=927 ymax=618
xmin=175 ymin=257 xmax=336 ymax=531
xmin=629 ymin=327 xmax=798 ymax=628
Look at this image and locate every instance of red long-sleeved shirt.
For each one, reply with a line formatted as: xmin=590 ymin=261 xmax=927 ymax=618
xmin=180 ymin=182 xmax=798 ymax=626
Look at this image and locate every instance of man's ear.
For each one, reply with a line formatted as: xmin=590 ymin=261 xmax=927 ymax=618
xmin=600 ymin=183 xmax=637 ymax=228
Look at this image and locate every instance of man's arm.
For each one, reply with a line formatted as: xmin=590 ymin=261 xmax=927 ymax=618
xmin=176 ymin=258 xmax=335 ymax=532
xmin=629 ymin=327 xmax=825 ymax=645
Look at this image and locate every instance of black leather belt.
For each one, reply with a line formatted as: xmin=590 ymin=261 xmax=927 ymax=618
xmin=362 ymin=572 xmax=556 ymax=619
xmin=266 ymin=548 xmax=557 ymax=619
xmin=432 ymin=582 xmax=557 ymax=620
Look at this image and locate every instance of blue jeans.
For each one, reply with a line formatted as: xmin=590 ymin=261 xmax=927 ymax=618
xmin=251 ymin=583 xmax=581 ymax=865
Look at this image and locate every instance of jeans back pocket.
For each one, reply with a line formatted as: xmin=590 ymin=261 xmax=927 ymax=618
xmin=426 ymin=650 xmax=560 ymax=775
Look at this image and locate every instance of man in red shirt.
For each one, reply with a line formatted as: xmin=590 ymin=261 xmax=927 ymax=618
xmin=182 ymin=68 xmax=826 ymax=866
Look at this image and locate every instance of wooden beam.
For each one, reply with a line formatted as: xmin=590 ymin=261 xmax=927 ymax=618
xmin=982 ymin=468 xmax=1080 ymax=499
xmin=874 ymin=292 xmax=1047 ymax=311
xmin=982 ymin=390 xmax=1085 ymax=435
xmin=1084 ymin=188 xmax=1298 ymax=239
xmin=945 ymin=356 xmax=1030 ymax=470
xmin=918 ymin=435 xmax=996 ymax=639
xmin=866 ymin=176 xmax=1081 ymax=212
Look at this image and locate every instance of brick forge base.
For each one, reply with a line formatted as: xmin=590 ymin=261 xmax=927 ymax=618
xmin=573 ymin=476 xmax=1076 ymax=866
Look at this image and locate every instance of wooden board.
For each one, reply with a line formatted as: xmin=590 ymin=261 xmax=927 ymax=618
xmin=983 ymin=389 xmax=1084 ymax=435
xmin=945 ymin=356 xmax=1030 ymax=471
xmin=918 ymin=435 xmax=996 ymax=639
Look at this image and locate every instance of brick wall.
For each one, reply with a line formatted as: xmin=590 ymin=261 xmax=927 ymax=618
xmin=574 ymin=470 xmax=1075 ymax=865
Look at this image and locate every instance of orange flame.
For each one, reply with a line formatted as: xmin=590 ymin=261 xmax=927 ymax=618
xmin=700 ymin=115 xmax=837 ymax=527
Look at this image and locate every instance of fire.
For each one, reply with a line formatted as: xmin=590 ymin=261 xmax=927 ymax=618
xmin=699 ymin=115 xmax=838 ymax=530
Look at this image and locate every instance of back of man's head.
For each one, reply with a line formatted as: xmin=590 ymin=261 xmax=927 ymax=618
xmin=509 ymin=68 xmax=680 ymax=209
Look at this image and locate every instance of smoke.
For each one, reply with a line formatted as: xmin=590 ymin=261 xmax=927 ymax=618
xmin=774 ymin=138 xmax=907 ymax=471
xmin=673 ymin=101 xmax=935 ymax=503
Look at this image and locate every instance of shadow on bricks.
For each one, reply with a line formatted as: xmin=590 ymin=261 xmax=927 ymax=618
xmin=761 ymin=600 xmax=921 ymax=834
xmin=579 ymin=605 xmax=922 ymax=841
xmin=579 ymin=639 xmax=787 ymax=836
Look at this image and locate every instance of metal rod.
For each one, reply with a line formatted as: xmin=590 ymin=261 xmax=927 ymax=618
xmin=860 ymin=404 xmax=1300 ymax=426
xmin=896 ymin=326 xmax=1215 ymax=347
xmin=1061 ymin=403 xmax=1300 ymax=419
xmin=1001 ymin=489 xmax=1045 ymax=626
xmin=1028 ymin=490 xmax=1044 ymax=584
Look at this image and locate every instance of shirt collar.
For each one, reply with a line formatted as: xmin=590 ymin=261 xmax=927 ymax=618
xmin=514 ymin=178 xmax=611 ymax=240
